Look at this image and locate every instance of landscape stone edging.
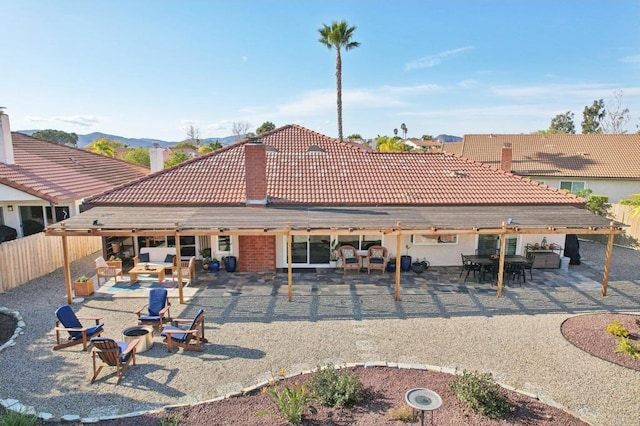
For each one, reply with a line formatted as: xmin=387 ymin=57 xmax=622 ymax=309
xmin=0 ymin=307 xmax=23 ymax=353
xmin=0 ymin=361 xmax=594 ymax=424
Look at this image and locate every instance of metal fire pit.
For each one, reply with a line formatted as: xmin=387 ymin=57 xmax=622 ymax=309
xmin=122 ymin=325 xmax=154 ymax=353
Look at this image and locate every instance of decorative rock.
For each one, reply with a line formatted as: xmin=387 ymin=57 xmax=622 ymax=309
xmin=80 ymin=417 xmax=99 ymax=423
xmin=1 ymin=398 xmax=19 ymax=409
xmin=38 ymin=412 xmax=53 ymax=421
xmin=61 ymin=414 xmax=81 ymax=422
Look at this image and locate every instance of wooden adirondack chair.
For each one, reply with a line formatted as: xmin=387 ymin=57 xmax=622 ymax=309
xmin=160 ymin=309 xmax=208 ymax=352
xmin=90 ymin=337 xmax=138 ymax=384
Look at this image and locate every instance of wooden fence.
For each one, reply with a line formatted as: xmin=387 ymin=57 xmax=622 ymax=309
xmin=0 ymin=233 xmax=102 ymax=292
xmin=580 ymin=203 xmax=640 ymax=247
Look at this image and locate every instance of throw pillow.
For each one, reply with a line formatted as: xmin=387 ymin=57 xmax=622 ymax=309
xmin=345 ymin=257 xmax=359 ymax=264
xmin=95 ymin=256 xmax=108 ymax=268
xmin=370 ymin=248 xmax=384 ymax=258
xmin=341 ymin=248 xmax=355 ymax=259
xmin=164 ymin=254 xmax=176 ymax=263
xmin=139 ymin=252 xmax=150 ymax=263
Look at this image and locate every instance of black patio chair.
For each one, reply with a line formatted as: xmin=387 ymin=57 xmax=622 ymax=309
xmin=460 ymin=254 xmax=481 ymax=282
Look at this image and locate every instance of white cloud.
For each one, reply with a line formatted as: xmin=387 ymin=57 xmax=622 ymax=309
xmin=457 ymin=79 xmax=477 ymax=89
xmin=24 ymin=115 xmax=48 ymax=122
xmin=491 ymin=83 xmax=640 ymax=99
xmin=405 ymin=46 xmax=474 ymax=71
xmin=24 ymin=114 xmax=99 ymax=127
xmin=241 ymin=55 xmax=248 ymax=62
xmin=206 ymin=121 xmax=231 ymax=132
xmin=621 ymin=54 xmax=640 ymax=64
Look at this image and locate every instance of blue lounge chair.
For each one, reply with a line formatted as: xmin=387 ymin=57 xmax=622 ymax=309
xmin=134 ymin=288 xmax=171 ymax=329
xmin=53 ymin=305 xmax=104 ymax=351
xmin=90 ymin=337 xmax=138 ymax=384
xmin=161 ymin=308 xmax=207 ymax=352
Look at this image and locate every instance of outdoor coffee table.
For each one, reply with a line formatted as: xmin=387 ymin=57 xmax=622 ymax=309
xmin=405 ymin=388 xmax=442 ymax=426
xmin=128 ymin=264 xmax=166 ymax=282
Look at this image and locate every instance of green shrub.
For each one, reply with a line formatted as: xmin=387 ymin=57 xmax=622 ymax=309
xmin=616 ymin=338 xmax=640 ymax=359
xmin=160 ymin=416 xmax=181 ymax=426
xmin=265 ymin=378 xmax=316 ymax=425
xmin=0 ymin=410 xmax=39 ymax=426
xmin=308 ymin=365 xmax=363 ymax=408
xmin=607 ymin=320 xmax=629 ymax=338
xmin=449 ymin=371 xmax=514 ymax=419
xmin=386 ymin=405 xmax=418 ymax=422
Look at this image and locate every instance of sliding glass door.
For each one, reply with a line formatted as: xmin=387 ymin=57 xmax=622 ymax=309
xmin=288 ymin=235 xmax=331 ymax=265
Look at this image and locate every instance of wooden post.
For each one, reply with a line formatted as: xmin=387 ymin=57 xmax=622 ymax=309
xmin=287 ymin=226 xmax=293 ymax=302
xmin=602 ymin=221 xmax=615 ymax=296
xmin=62 ymin=233 xmax=73 ymax=304
xmin=496 ymin=221 xmax=507 ymax=298
xmin=395 ymin=222 xmax=402 ymax=301
xmin=175 ymin=228 xmax=183 ymax=304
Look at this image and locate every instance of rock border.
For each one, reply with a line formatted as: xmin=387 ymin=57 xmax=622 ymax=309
xmin=0 ymin=358 xmax=593 ymax=424
xmin=0 ymin=308 xmax=23 ymax=354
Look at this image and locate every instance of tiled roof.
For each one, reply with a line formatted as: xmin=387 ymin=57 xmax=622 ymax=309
xmin=443 ymin=141 xmax=463 ymax=156
xmin=0 ymin=133 xmax=150 ymax=203
xmin=461 ymin=134 xmax=640 ymax=178
xmin=87 ymin=125 xmax=581 ymax=206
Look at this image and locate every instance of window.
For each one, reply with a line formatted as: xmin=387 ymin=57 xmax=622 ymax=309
xmin=336 ymin=235 xmax=381 ymax=251
xmin=217 ymin=235 xmax=231 ymax=252
xmin=478 ymin=235 xmax=517 ymax=255
xmin=560 ymin=181 xmax=585 ymax=193
xmin=412 ymin=234 xmax=458 ymax=245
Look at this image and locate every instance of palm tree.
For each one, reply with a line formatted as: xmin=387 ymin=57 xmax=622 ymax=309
xmin=400 ymin=123 xmax=408 ymax=139
xmin=318 ymin=20 xmax=360 ymax=141
xmin=393 ymin=128 xmax=398 ymax=137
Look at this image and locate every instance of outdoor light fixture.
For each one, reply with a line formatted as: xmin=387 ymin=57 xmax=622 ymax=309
xmin=7 ymin=205 xmax=13 ymax=212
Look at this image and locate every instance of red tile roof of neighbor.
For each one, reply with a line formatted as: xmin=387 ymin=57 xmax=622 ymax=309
xmin=0 ymin=132 xmax=150 ymax=203
xmin=86 ymin=125 xmax=582 ymax=206
xmin=461 ymin=134 xmax=640 ymax=178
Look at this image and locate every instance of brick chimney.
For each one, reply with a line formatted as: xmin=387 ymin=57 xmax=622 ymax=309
xmin=149 ymin=143 xmax=164 ymax=173
xmin=245 ymin=141 xmax=267 ymax=207
xmin=500 ymin=142 xmax=512 ymax=172
xmin=0 ymin=110 xmax=15 ymax=165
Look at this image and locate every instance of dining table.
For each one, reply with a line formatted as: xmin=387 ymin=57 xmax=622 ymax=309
xmin=462 ymin=255 xmax=530 ymax=283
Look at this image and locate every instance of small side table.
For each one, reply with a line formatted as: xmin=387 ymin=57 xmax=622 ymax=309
xmin=405 ymin=388 xmax=442 ymax=426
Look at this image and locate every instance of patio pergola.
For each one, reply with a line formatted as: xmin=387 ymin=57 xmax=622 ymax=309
xmin=46 ymin=204 xmax=624 ymax=304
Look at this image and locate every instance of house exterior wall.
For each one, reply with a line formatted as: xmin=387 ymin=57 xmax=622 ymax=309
xmin=238 ymin=235 xmax=276 ymax=272
xmin=529 ymin=177 xmax=639 ymax=203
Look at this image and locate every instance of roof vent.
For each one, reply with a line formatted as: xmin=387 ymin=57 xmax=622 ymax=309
xmin=579 ymin=152 xmax=589 ymax=156
xmin=266 ymin=145 xmax=279 ymax=152
xmin=448 ymin=170 xmax=467 ymax=178
xmin=307 ymin=145 xmax=325 ymax=153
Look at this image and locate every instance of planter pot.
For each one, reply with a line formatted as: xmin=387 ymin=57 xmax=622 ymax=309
xmin=209 ymin=261 xmax=220 ymax=272
xmin=202 ymin=262 xmax=210 ymax=271
xmin=329 ymin=260 xmax=337 ymax=268
xmin=387 ymin=262 xmax=397 ymax=273
xmin=223 ymin=256 xmax=237 ymax=273
xmin=411 ymin=261 xmax=430 ymax=274
xmin=73 ymin=278 xmax=94 ymax=297
xmin=400 ymin=255 xmax=412 ymax=272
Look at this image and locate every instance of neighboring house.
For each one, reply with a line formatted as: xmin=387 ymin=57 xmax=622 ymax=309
xmin=458 ymin=134 xmax=640 ymax=203
xmin=403 ymin=138 xmax=443 ymax=151
xmin=50 ymin=125 xmax=618 ymax=276
xmin=0 ymin=112 xmax=150 ymax=238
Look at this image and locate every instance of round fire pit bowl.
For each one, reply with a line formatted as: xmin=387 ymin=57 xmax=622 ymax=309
xmin=122 ymin=325 xmax=153 ymax=353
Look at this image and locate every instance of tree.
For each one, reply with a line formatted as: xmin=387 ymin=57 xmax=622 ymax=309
xmin=186 ymin=125 xmax=201 ymax=148
xmin=256 ymin=121 xmax=276 ymax=135
xmin=175 ymin=141 xmax=197 ymax=150
xmin=376 ymin=136 xmax=405 ymax=152
xmin=121 ymin=147 xmax=150 ymax=167
xmin=603 ymin=90 xmax=630 ymax=134
xmin=581 ymin=99 xmax=605 ymax=134
xmin=232 ymin=121 xmax=251 ymax=141
xmin=347 ymin=133 xmax=362 ymax=140
xmin=198 ymin=142 xmax=223 ymax=154
xmin=164 ymin=151 xmax=191 ymax=168
xmin=318 ymin=20 xmax=360 ymax=141
xmin=575 ymin=189 xmax=610 ymax=216
xmin=421 ymin=134 xmax=433 ymax=140
xmin=86 ymin=137 xmax=122 ymax=157
xmin=549 ymin=111 xmax=576 ymax=134
xmin=400 ymin=123 xmax=408 ymax=139
xmin=620 ymin=194 xmax=640 ymax=218
xmin=31 ymin=129 xmax=78 ymax=147
xmin=393 ymin=128 xmax=398 ymax=137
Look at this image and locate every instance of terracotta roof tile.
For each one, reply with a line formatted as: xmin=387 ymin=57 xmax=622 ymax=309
xmin=0 ymin=133 xmax=150 ymax=203
xmin=461 ymin=134 xmax=640 ymax=178
xmin=87 ymin=125 xmax=581 ymax=206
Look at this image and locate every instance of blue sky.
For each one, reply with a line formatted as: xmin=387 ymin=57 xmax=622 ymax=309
xmin=1 ymin=0 xmax=639 ymax=141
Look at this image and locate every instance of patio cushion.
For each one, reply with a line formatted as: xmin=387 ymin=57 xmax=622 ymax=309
xmin=95 ymin=256 xmax=109 ymax=268
xmin=345 ymin=257 xmax=359 ymax=264
xmin=139 ymin=252 xmax=150 ymax=262
xmin=341 ymin=248 xmax=355 ymax=258
xmin=164 ymin=254 xmax=176 ymax=263
xmin=369 ymin=257 xmax=384 ymax=264
xmin=370 ymin=248 xmax=384 ymax=258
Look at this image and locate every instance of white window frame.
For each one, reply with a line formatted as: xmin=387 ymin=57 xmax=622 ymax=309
xmin=411 ymin=234 xmax=458 ymax=245
xmin=559 ymin=181 xmax=586 ymax=193
xmin=217 ymin=235 xmax=232 ymax=254
xmin=336 ymin=234 xmax=382 ymax=251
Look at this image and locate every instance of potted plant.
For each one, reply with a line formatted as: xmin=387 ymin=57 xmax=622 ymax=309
xmin=329 ymin=239 xmax=339 ymax=267
xmin=387 ymin=257 xmax=397 ymax=273
xmin=199 ymin=248 xmax=212 ymax=271
xmin=400 ymin=244 xmax=412 ymax=272
xmin=73 ymin=275 xmax=94 ymax=296
xmin=209 ymin=256 xmax=220 ymax=272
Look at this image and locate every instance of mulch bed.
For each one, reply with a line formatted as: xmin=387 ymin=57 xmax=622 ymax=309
xmin=0 ymin=312 xmax=17 ymax=344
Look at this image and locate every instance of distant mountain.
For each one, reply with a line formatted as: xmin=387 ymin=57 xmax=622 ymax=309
xmin=18 ymin=130 xmax=238 ymax=148
xmin=434 ymin=134 xmax=462 ymax=143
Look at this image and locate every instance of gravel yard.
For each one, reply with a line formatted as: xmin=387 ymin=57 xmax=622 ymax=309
xmin=0 ymin=239 xmax=638 ymax=425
